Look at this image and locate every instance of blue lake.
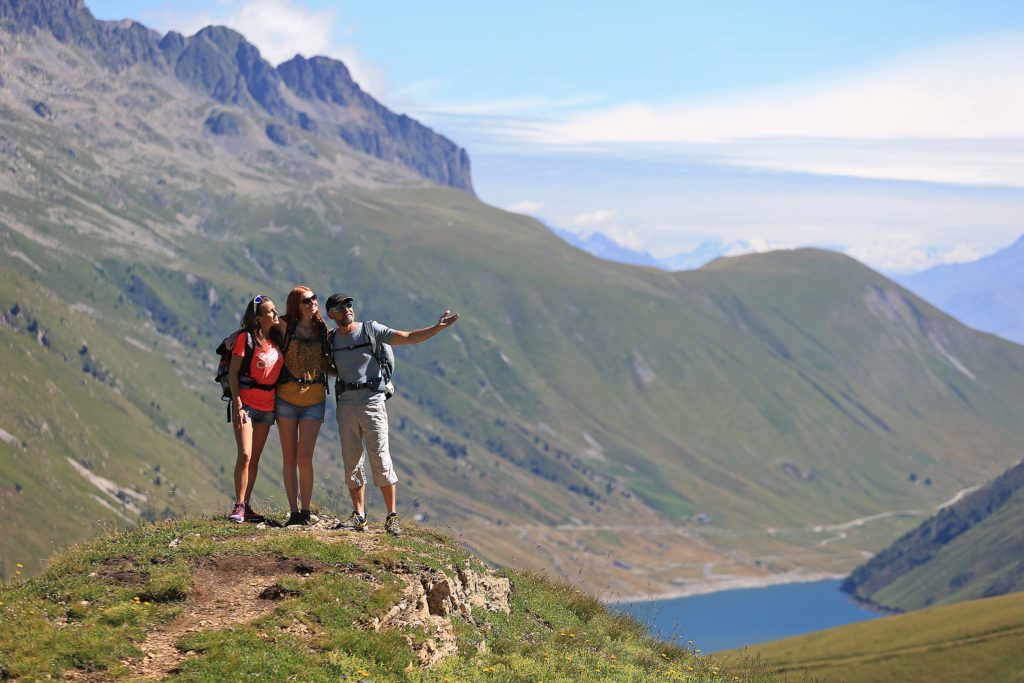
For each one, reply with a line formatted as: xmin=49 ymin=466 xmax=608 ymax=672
xmin=618 ymin=579 xmax=881 ymax=653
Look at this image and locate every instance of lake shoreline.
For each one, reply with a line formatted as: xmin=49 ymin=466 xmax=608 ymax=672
xmin=602 ymin=570 xmax=847 ymax=604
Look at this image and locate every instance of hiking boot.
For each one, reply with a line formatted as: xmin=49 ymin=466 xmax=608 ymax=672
xmin=228 ymin=502 xmax=246 ymax=524
xmin=336 ymin=511 xmax=368 ymax=532
xmin=244 ymin=503 xmax=265 ymax=524
xmin=384 ymin=512 xmax=402 ymax=538
xmin=300 ymin=509 xmax=312 ymax=525
xmin=284 ymin=510 xmax=307 ymax=527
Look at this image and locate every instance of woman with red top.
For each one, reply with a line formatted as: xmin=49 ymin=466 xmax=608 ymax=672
xmin=227 ymin=295 xmax=285 ymax=523
xmin=275 ymin=286 xmax=331 ymax=526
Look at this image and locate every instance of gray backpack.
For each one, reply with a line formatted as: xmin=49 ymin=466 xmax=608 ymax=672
xmin=362 ymin=320 xmax=395 ymax=400
xmin=329 ymin=320 xmax=395 ymax=400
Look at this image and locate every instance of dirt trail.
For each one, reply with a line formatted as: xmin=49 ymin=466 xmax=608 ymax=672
xmin=128 ymin=520 xmax=385 ymax=680
xmin=128 ymin=554 xmax=324 ymax=679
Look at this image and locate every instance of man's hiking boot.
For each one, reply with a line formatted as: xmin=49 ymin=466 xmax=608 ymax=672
xmin=384 ymin=512 xmax=402 ymax=538
xmin=300 ymin=509 xmax=313 ymax=525
xmin=228 ymin=502 xmax=246 ymax=524
xmin=244 ymin=504 xmax=265 ymax=524
xmin=284 ymin=510 xmax=307 ymax=527
xmin=336 ymin=511 xmax=368 ymax=531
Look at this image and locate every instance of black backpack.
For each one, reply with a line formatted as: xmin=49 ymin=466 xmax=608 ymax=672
xmin=329 ymin=320 xmax=395 ymax=400
xmin=214 ymin=330 xmax=277 ymax=420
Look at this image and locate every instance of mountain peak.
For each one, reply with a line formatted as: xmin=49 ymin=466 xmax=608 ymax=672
xmin=1 ymin=0 xmax=475 ymax=193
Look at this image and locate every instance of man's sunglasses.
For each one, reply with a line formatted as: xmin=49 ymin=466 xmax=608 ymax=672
xmin=328 ymin=301 xmax=353 ymax=312
xmin=301 ymin=294 xmax=318 ymax=305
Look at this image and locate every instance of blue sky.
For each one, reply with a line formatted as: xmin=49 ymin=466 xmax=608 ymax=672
xmin=87 ymin=1 xmax=1024 ymax=272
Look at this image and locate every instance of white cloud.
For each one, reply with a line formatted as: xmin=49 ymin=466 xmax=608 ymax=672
xmin=568 ymin=209 xmax=617 ymax=228
xmin=845 ymin=239 xmax=992 ymax=274
xmin=469 ymin=33 xmax=1024 ymax=187
xmin=505 ymin=200 xmax=545 ymax=214
xmin=509 ymin=33 xmax=1024 ymax=145
xmin=146 ymin=0 xmax=390 ymax=100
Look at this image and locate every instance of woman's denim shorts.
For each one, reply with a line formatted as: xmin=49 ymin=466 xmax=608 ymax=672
xmin=241 ymin=404 xmax=276 ymax=425
xmin=275 ymin=396 xmax=326 ymax=422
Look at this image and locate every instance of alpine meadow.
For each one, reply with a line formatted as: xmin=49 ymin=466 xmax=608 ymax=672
xmin=4 ymin=0 xmax=1024 ymax=615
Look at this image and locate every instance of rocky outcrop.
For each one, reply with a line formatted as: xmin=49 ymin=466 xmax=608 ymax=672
xmin=370 ymin=564 xmax=512 ymax=668
xmin=0 ymin=0 xmax=475 ymax=193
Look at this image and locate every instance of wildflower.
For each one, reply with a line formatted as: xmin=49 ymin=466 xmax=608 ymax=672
xmin=16 ymin=564 xmax=23 ymax=568
xmin=355 ymin=669 xmax=369 ymax=677
xmin=482 ymin=666 xmax=496 ymax=673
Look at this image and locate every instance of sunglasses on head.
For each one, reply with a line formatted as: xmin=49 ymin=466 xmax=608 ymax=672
xmin=250 ymin=295 xmax=266 ymax=316
xmin=301 ymin=294 xmax=318 ymax=305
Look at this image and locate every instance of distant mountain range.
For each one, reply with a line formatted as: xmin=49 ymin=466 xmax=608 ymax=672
xmin=897 ymin=235 xmax=1024 ymax=345
xmin=548 ymin=226 xmax=788 ymax=270
xmin=841 ymin=458 xmax=1024 ymax=612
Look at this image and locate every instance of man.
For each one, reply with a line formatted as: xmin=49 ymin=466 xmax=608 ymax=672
xmin=324 ymin=292 xmax=459 ymax=537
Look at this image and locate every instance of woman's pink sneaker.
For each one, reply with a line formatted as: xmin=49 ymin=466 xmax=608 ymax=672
xmin=228 ymin=502 xmax=246 ymax=523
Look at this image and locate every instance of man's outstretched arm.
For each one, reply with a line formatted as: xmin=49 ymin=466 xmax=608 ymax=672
xmin=388 ymin=310 xmax=459 ymax=346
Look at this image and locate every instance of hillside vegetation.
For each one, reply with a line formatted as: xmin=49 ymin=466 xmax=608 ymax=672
xmin=0 ymin=516 xmax=789 ymax=682
xmin=841 ymin=459 xmax=1024 ymax=611
xmin=721 ymin=592 xmax=1024 ymax=683
xmin=4 ymin=0 xmax=1024 ymax=599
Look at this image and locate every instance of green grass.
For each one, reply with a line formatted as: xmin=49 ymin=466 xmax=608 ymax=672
xmin=0 ymin=517 xmax=799 ymax=682
xmin=720 ymin=592 xmax=1024 ymax=683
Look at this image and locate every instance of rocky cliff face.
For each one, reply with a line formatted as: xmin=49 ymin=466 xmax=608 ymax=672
xmin=278 ymin=55 xmax=473 ymax=192
xmin=0 ymin=0 xmax=474 ymax=193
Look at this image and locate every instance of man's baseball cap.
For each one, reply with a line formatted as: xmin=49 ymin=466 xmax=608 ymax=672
xmin=325 ymin=293 xmax=354 ymax=312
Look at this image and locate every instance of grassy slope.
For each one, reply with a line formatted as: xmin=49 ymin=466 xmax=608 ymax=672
xmin=4 ymin=31 xmax=1024 ymax=597
xmin=842 ymin=460 xmax=1024 ymax=611
xmin=0 ymin=516 xmax=790 ymax=682
xmin=721 ymin=592 xmax=1024 ymax=683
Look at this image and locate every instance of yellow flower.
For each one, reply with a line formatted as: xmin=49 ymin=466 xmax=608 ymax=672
xmin=16 ymin=563 xmax=23 ymax=568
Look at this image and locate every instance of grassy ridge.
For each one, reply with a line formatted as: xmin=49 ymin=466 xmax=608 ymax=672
xmin=841 ymin=459 xmax=1024 ymax=612
xmin=721 ymin=592 xmax=1024 ymax=683
xmin=0 ymin=516 xmax=791 ymax=682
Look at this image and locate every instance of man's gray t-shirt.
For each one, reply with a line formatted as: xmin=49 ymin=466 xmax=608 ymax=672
xmin=331 ymin=321 xmax=395 ymax=405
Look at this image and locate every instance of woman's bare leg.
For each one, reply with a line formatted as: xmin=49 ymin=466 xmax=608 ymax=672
xmin=278 ymin=417 xmax=300 ymax=511
xmin=297 ymin=421 xmax=322 ymax=510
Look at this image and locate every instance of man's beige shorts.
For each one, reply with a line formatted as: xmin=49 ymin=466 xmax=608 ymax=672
xmin=336 ymin=400 xmax=398 ymax=489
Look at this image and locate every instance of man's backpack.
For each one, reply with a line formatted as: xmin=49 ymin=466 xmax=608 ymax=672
xmin=329 ymin=320 xmax=395 ymax=400
xmin=214 ymin=330 xmax=276 ymax=420
xmin=364 ymin=320 xmax=395 ymax=400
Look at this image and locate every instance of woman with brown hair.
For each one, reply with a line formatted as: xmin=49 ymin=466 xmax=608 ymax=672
xmin=275 ymin=285 xmax=332 ymax=526
xmin=227 ymin=295 xmax=284 ymax=523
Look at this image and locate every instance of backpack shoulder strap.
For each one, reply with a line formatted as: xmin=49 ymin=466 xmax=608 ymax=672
xmin=364 ymin=321 xmax=383 ymax=358
xmin=281 ymin=320 xmax=299 ymax=354
xmin=241 ymin=331 xmax=256 ymax=378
